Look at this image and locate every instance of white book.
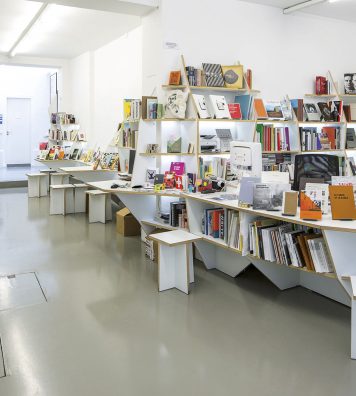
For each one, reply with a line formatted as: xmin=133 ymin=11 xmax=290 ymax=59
xmin=209 ymin=95 xmax=231 ymax=119
xmin=193 ymin=94 xmax=211 ymax=119
xmin=304 ymin=102 xmax=320 ymax=122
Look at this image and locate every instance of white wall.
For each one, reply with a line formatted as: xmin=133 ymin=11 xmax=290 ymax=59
xmin=0 ymin=65 xmax=58 ymax=166
xmin=68 ymin=26 xmax=143 ymax=148
xmin=143 ymin=0 xmax=356 ymax=99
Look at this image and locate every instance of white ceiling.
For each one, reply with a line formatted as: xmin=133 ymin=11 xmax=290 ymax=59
xmin=0 ymin=0 xmax=143 ymax=59
xmin=241 ymin=0 xmax=356 ymax=24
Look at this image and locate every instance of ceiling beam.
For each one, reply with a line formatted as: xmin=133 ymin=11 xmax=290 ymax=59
xmin=8 ymin=3 xmax=49 ymax=57
xmin=283 ymin=0 xmax=326 ymax=14
xmin=26 ymin=0 xmax=158 ymax=16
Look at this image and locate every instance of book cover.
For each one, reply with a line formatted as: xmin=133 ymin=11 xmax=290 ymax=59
xmin=209 ymin=95 xmax=231 ymax=119
xmin=228 ymin=103 xmax=242 ymax=119
xmin=239 ymin=176 xmax=261 ymax=205
xmin=303 ymin=103 xmax=320 ymax=121
xmin=346 ymin=128 xmax=356 ymax=149
xmin=265 ymin=101 xmax=284 ymax=120
xmin=170 ymin=162 xmax=185 ymax=176
xmin=254 ymin=98 xmax=268 ymax=119
xmin=253 ymin=184 xmax=271 ymax=210
xmin=269 ymin=183 xmax=291 ymax=211
xmin=305 ymin=183 xmax=329 ymax=214
xmin=202 ymin=63 xmax=225 ymax=87
xmin=193 ymin=94 xmax=211 ymax=119
xmin=316 ymin=76 xmax=328 ymax=95
xmin=282 ymin=191 xmax=298 ymax=216
xmin=167 ymin=137 xmax=182 ymax=153
xmin=169 ymin=71 xmax=181 ymax=85
xmin=329 ymin=185 xmax=356 ymax=220
xmin=317 ymin=102 xmax=333 ymax=121
xmin=300 ymin=190 xmax=322 ymax=220
xmin=235 ymin=95 xmax=252 ymax=120
xmin=221 ymin=65 xmax=244 ymax=89
xmin=290 ymin=99 xmax=304 ymax=122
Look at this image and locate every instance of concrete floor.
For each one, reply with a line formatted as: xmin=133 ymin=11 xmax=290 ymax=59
xmin=0 ymin=188 xmax=356 ymax=396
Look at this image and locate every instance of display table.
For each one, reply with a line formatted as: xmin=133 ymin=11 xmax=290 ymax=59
xmin=59 ymin=166 xmax=118 ymax=183
xmin=35 ymin=159 xmax=88 ymax=171
xmin=84 ymin=183 xmax=356 ymax=359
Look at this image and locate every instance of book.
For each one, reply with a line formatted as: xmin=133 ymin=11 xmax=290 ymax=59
xmin=303 ymin=103 xmax=320 ymax=121
xmin=253 ymin=183 xmax=271 ymax=210
xmin=228 ymin=103 xmax=242 ymax=119
xmin=305 ymin=183 xmax=328 ymax=214
xmin=235 ymin=95 xmax=253 ymax=120
xmin=239 ymin=177 xmax=261 ymax=205
xmin=202 ymin=63 xmax=225 ymax=87
xmin=315 ymin=76 xmax=328 ymax=95
xmin=209 ymin=95 xmax=231 ymax=119
xmin=221 ymin=65 xmax=244 ymax=89
xmin=300 ymin=190 xmax=322 ymax=220
xmin=329 ymin=185 xmax=356 ymax=220
xmin=290 ymin=99 xmax=304 ymax=122
xmin=256 ymin=124 xmax=290 ymax=151
xmin=193 ymin=94 xmax=211 ymax=119
xmin=170 ymin=162 xmax=185 ymax=175
xmin=146 ymin=169 xmax=156 ymax=184
xmin=282 ymin=191 xmax=298 ymax=216
xmin=254 ymin=98 xmax=268 ymax=119
xmin=317 ymin=102 xmax=333 ymax=121
xmin=265 ymin=101 xmax=284 ymax=120
xmin=280 ymin=99 xmax=293 ymax=120
xmin=142 ymin=96 xmax=157 ymax=119
xmin=168 ymin=71 xmax=181 ymax=85
xmin=347 ymin=128 xmax=356 ymax=149
xmin=269 ymin=183 xmax=291 ymax=211
xmin=344 ymin=73 xmax=356 ymax=94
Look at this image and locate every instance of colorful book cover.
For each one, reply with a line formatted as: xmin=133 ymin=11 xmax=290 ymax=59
xmin=170 ymin=162 xmax=185 ymax=176
xmin=329 ymin=185 xmax=356 ymax=220
xmin=300 ymin=191 xmax=322 ymax=220
xmin=228 ymin=103 xmax=242 ymax=119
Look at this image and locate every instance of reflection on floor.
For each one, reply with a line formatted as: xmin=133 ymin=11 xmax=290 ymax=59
xmin=0 ymin=188 xmax=355 ymax=396
xmin=0 ymin=165 xmax=45 ymax=183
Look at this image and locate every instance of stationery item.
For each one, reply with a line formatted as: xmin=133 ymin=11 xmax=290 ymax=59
xmin=228 ymin=103 xmax=242 ymax=119
xmin=282 ymin=191 xmax=298 ymax=216
xmin=300 ymin=190 xmax=322 ymax=220
xmin=167 ymin=137 xmax=182 ymax=153
xmin=209 ymin=95 xmax=231 ymax=119
xmin=238 ymin=176 xmax=261 ymax=205
xmin=170 ymin=161 xmax=185 ymax=176
xmin=254 ymin=98 xmax=268 ymax=119
xmin=221 ymin=65 xmax=244 ymax=89
xmin=193 ymin=94 xmax=211 ymax=119
xmin=304 ymin=103 xmax=320 ymax=121
xmin=216 ymin=129 xmax=233 ymax=152
xmin=169 ymin=71 xmax=181 ymax=85
xmin=329 ymin=185 xmax=356 ymax=220
xmin=202 ymin=63 xmax=225 ymax=87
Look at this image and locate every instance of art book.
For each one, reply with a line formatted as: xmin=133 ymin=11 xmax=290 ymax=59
xmin=300 ymin=190 xmax=322 ymax=220
xmin=221 ymin=65 xmax=244 ymax=89
xmin=253 ymin=183 xmax=271 ymax=210
xmin=329 ymin=185 xmax=356 ymax=220
xmin=209 ymin=95 xmax=231 ymax=119
xmin=305 ymin=183 xmax=329 ymax=214
xmin=264 ymin=101 xmax=284 ymax=120
xmin=228 ymin=103 xmax=242 ymax=119
xmin=170 ymin=161 xmax=185 ymax=176
xmin=254 ymin=98 xmax=268 ymax=119
xmin=202 ymin=63 xmax=225 ymax=87
xmin=303 ymin=103 xmax=320 ymax=121
xmin=193 ymin=94 xmax=211 ymax=119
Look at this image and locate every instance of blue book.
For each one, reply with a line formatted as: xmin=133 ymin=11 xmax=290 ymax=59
xmin=234 ymin=95 xmax=252 ymax=120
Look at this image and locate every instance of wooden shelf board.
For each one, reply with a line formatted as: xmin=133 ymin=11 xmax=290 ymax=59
xmin=262 ymin=150 xmax=299 ymax=154
xmin=161 ymin=85 xmax=188 ymax=89
xmin=189 ymin=86 xmax=248 ymax=93
xmin=141 ymin=220 xmax=177 ymax=230
xmin=198 ymin=118 xmax=256 ymax=123
xmin=140 ymin=153 xmax=195 ymax=157
xmin=257 ymin=120 xmax=297 ymax=124
xmin=299 ymin=121 xmax=345 ymax=125
xmin=302 ymin=149 xmax=345 ymax=153
xmin=142 ymin=118 xmax=196 ymax=122
xmin=117 ymin=146 xmax=136 ymax=150
xmin=304 ymin=94 xmax=337 ymax=98
xmin=199 ymin=152 xmax=230 ymax=156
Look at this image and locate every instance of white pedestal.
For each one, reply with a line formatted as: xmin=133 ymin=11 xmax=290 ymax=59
xmin=87 ymin=191 xmax=112 ymax=223
xmin=50 ymin=185 xmax=75 ymax=215
xmin=50 ymin=173 xmax=70 ymax=186
xmin=149 ymin=230 xmax=202 ymax=294
xmin=73 ymin=184 xmax=88 ymax=213
xmin=26 ymin=174 xmax=48 ymax=198
xmin=40 ymin=169 xmax=56 ymax=192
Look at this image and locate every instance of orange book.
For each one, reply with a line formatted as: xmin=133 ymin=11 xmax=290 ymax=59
xmin=329 ymin=185 xmax=356 ymax=220
xmin=254 ymin=99 xmax=268 ymax=119
xmin=300 ymin=191 xmax=322 ymax=220
xmin=322 ymin=127 xmax=336 ymax=149
xmin=169 ymin=71 xmax=181 ymax=85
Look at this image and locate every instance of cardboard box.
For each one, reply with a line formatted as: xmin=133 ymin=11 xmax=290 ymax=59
xmin=116 ymin=208 xmax=141 ymax=236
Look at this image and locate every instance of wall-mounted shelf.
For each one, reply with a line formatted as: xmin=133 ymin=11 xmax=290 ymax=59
xmin=142 ymin=118 xmax=196 ymax=122
xmin=140 ymin=153 xmax=195 ymax=157
xmin=161 ymin=85 xmax=188 ymax=90
xmin=198 ymin=119 xmax=256 ymax=123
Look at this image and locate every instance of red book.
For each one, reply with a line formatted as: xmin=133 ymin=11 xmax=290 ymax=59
xmin=175 ymin=175 xmax=183 ymax=190
xmin=212 ymin=210 xmax=221 ymax=238
xmin=322 ymin=127 xmax=336 ymax=149
xmin=228 ymin=103 xmax=242 ymax=119
xmin=316 ymin=76 xmax=327 ymax=95
xmin=277 ymin=130 xmax=281 ymax=151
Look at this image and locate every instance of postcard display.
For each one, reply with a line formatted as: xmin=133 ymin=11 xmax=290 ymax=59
xmin=118 ymin=58 xmax=356 ymax=359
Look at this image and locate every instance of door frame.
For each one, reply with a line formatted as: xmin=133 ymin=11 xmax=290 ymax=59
xmin=6 ymin=97 xmax=32 ymax=166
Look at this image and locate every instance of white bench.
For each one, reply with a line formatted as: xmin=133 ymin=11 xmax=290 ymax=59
xmin=86 ymin=190 xmax=112 ymax=223
xmin=50 ymin=172 xmax=70 ymax=186
xmin=73 ymin=184 xmax=89 ymax=213
xmin=40 ymin=169 xmax=57 ymax=192
xmin=50 ymin=184 xmax=75 ymax=215
xmin=149 ymin=230 xmax=202 ymax=294
xmin=26 ymin=173 xmax=48 ymax=198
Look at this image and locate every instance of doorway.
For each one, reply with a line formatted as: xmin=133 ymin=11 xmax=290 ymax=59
xmin=6 ymin=98 xmax=31 ymax=166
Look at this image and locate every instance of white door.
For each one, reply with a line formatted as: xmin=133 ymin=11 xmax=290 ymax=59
xmin=6 ymin=98 xmax=31 ymax=165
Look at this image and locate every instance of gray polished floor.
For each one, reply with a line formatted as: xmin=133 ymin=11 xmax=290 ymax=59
xmin=0 ymin=188 xmax=355 ymax=396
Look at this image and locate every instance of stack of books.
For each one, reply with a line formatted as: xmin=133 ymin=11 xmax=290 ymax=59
xmin=300 ymin=126 xmax=340 ymax=151
xmin=170 ymin=202 xmax=188 ymax=229
xmin=255 ymin=124 xmax=291 ymax=151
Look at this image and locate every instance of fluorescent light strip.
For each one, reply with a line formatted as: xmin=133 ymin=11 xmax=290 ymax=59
xmin=283 ymin=0 xmax=327 ymax=14
xmin=8 ymin=3 xmax=49 ymax=57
